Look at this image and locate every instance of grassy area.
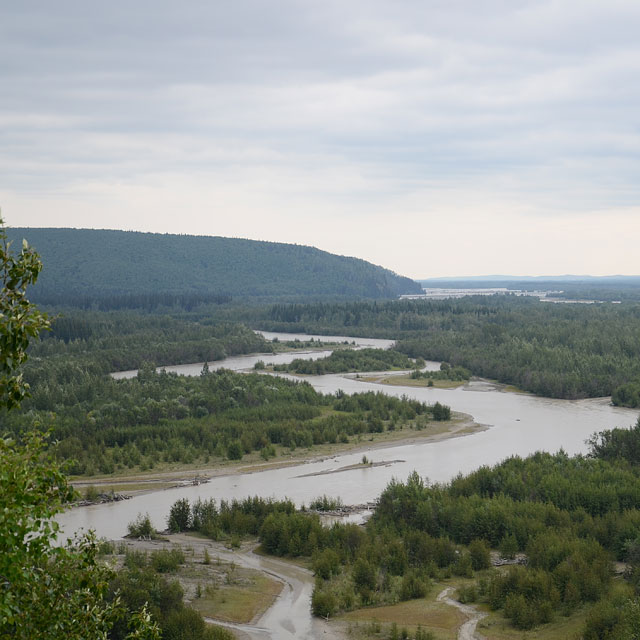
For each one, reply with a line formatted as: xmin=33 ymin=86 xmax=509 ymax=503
xmin=478 ymin=607 xmax=586 ymax=640
xmin=110 ymin=539 xmax=282 ymax=626
xmin=340 ymin=597 xmax=462 ymax=639
xmin=338 ymin=580 xmax=466 ymax=639
xmin=189 ymin=571 xmax=282 ymax=623
xmin=335 ymin=575 xmax=600 ymax=640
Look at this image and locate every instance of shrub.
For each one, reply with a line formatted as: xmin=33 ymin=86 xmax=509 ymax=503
xmin=312 ymin=588 xmax=337 ymax=618
xmin=469 ymin=539 xmax=491 ymax=571
xmin=227 ymin=440 xmax=243 ymax=460
xmin=124 ymin=548 xmax=148 ymax=569
xmin=127 ymin=513 xmax=156 ymax=538
xmin=150 ymin=548 xmax=185 ymax=573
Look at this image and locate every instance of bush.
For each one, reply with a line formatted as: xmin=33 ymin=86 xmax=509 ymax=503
xmin=150 ymin=548 xmax=185 ymax=573
xmin=399 ymin=570 xmax=429 ymax=601
xmin=499 ymin=533 xmax=518 ymax=560
xmin=457 ymin=584 xmax=477 ymax=604
xmin=469 ymin=539 xmax=491 ymax=571
xmin=431 ymin=402 xmax=451 ymax=421
xmin=124 ymin=548 xmax=148 ymax=569
xmin=227 ymin=440 xmax=243 ymax=460
xmin=311 ymin=588 xmax=337 ymax=618
xmin=127 ymin=513 xmax=156 ymax=538
xmin=312 ymin=549 xmax=341 ymax=580
xmin=309 ymin=495 xmax=344 ymax=511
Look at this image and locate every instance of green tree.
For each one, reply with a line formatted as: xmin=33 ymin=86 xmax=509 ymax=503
xmin=167 ymin=498 xmax=192 ymax=532
xmin=0 ymin=219 xmax=50 ymax=409
xmin=0 ymin=219 xmax=159 ymax=639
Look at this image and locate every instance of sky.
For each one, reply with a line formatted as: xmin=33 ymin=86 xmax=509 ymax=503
xmin=1 ymin=1 xmax=639 ymax=279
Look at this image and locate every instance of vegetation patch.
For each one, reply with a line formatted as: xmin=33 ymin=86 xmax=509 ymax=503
xmin=257 ymin=297 xmax=640 ymax=403
xmin=271 ymin=348 xmax=423 ymax=375
xmin=190 ymin=572 xmax=282 ymax=623
xmin=339 ymin=592 xmax=464 ymax=639
xmin=377 ymin=375 xmax=466 ymax=390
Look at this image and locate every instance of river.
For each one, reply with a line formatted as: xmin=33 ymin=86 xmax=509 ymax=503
xmin=57 ymin=331 xmax=639 ymax=640
xmin=62 ymin=331 xmax=639 ymax=539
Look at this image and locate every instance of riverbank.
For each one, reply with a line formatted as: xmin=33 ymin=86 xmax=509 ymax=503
xmin=71 ymin=411 xmax=485 ymax=499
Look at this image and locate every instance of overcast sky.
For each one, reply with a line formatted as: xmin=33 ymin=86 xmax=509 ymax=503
xmin=2 ymin=1 xmax=639 ymax=278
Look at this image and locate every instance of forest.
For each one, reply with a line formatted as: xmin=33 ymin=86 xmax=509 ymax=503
xmin=7 ymin=227 xmax=421 ymax=301
xmin=8 ymin=336 xmax=448 ymax=475
xmin=5 ymin=225 xmax=640 ymax=639
xmin=253 ymin=297 xmax=640 ymax=405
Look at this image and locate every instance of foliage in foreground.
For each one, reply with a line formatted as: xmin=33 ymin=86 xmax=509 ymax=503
xmin=0 ymin=217 xmax=158 ymax=639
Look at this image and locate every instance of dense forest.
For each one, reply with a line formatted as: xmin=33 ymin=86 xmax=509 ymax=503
xmin=6 ymin=226 xmax=640 ymax=639
xmin=166 ymin=419 xmax=640 ymax=637
xmin=7 ymin=227 xmax=421 ymax=302
xmin=253 ymin=297 xmax=640 ymax=404
xmin=9 ymin=337 xmax=448 ymax=475
xmin=30 ymin=311 xmax=270 ymax=374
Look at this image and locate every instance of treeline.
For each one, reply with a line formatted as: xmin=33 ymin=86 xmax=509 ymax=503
xmin=586 ymin=418 xmax=640 ymax=465
xmin=252 ymin=297 xmax=640 ymax=403
xmin=34 ymin=290 xmax=232 ymax=312
xmin=271 ymin=348 xmax=423 ymax=375
xmin=167 ymin=496 xmax=297 ymax=540
xmin=28 ymin=310 xmax=269 ymax=374
xmin=6 ymin=357 xmax=447 ymax=475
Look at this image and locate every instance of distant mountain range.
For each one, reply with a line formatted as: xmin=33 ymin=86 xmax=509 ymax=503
xmin=8 ymin=227 xmax=422 ymax=304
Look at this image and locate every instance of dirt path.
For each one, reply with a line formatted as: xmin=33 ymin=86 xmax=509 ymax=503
xmin=167 ymin=534 xmax=346 ymax=640
xmin=437 ymin=587 xmax=486 ymax=640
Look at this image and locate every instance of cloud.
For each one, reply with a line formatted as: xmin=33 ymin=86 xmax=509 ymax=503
xmin=1 ymin=1 xmax=639 ymax=276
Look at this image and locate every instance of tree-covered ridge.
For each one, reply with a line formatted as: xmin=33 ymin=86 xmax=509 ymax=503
xmin=256 ymin=297 xmax=640 ymax=402
xmin=7 ymin=228 xmax=421 ymax=302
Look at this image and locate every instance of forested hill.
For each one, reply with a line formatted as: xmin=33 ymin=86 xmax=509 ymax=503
xmin=7 ymin=228 xmax=421 ymax=303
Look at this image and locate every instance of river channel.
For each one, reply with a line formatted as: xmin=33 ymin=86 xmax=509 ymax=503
xmin=57 ymin=331 xmax=640 ymax=639
xmin=62 ymin=330 xmax=639 ymax=539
